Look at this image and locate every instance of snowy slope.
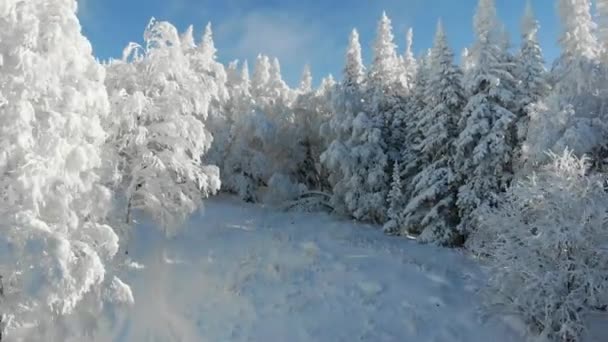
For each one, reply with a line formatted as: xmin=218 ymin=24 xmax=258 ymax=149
xmin=98 ymin=195 xmax=524 ymax=342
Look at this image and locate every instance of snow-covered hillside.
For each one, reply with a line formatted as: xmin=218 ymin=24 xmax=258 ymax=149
xmin=90 ymin=196 xmax=523 ymax=342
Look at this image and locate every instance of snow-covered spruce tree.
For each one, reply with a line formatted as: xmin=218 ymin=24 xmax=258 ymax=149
xmin=525 ymin=0 xmax=603 ymax=167
xmin=400 ymin=21 xmax=466 ymax=245
xmin=367 ymin=12 xmax=407 ymax=167
xmin=384 ymin=162 xmax=405 ymax=234
xmin=0 ymin=0 xmax=129 ymax=338
xmin=516 ymin=1 xmax=550 ymax=170
xmin=454 ymin=0 xmax=517 ymax=237
xmin=323 ymin=25 xmax=390 ymax=222
xmin=398 ymin=28 xmax=418 ymax=94
xmin=105 ymin=19 xmax=220 ymax=233
xmin=393 ymin=49 xmax=432 ymax=209
xmin=321 ymin=29 xmax=367 ymax=215
xmin=469 ymin=151 xmax=608 ymax=342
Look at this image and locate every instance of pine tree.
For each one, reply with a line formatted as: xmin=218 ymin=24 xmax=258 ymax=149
xmin=401 ymin=21 xmax=466 ymax=245
xmin=399 ymin=28 xmax=418 ymax=93
xmin=368 ymin=12 xmax=400 ymax=90
xmin=201 ymin=22 xmax=217 ymax=61
xmin=525 ymin=0 xmax=602 ymax=167
xmin=322 ymin=26 xmax=388 ymax=222
xmin=367 ymin=12 xmax=405 ymax=175
xmin=454 ymin=0 xmax=517 ymax=237
xmin=517 ymin=1 xmax=550 ymax=168
xmin=384 ymin=161 xmax=405 ymax=234
xmin=180 ymin=25 xmax=196 ymax=50
xmin=299 ymin=64 xmax=313 ymax=93
xmin=398 ymin=50 xmax=432 ymax=190
xmin=322 ymin=29 xmax=366 ymax=214
xmin=252 ymin=54 xmax=271 ymax=100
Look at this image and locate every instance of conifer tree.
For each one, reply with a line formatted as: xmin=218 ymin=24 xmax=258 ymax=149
xmin=517 ymin=2 xmax=550 ymax=168
xmin=454 ymin=0 xmax=517 ymax=237
xmin=525 ymin=0 xmax=603 ymax=166
xmin=322 ymin=29 xmax=366 ymax=214
xmin=401 ymin=21 xmax=466 ymax=245
xmin=384 ymin=161 xmax=405 ymax=234
xmin=367 ymin=12 xmax=406 ymax=177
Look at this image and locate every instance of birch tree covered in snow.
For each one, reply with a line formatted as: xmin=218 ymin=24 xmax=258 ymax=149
xmin=0 ymin=0 xmax=128 ymax=338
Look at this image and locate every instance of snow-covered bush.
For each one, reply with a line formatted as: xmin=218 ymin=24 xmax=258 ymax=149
xmin=469 ymin=151 xmax=608 ymax=341
xmin=0 ymin=0 xmax=124 ymax=338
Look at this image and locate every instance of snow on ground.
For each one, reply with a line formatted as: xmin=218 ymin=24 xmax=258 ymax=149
xmin=102 ymin=195 xmax=524 ymax=342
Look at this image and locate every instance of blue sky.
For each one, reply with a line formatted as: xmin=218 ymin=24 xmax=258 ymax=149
xmin=78 ymin=0 xmax=561 ymax=87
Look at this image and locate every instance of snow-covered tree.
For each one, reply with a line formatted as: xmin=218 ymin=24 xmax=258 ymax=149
xmin=322 ymin=29 xmax=366 ymax=214
xmin=454 ymin=0 xmax=517 ymax=236
xmin=367 ymin=12 xmax=406 ymax=166
xmin=400 ymin=21 xmax=466 ymax=245
xmin=396 ymin=50 xmax=432 ymax=197
xmin=218 ymin=61 xmax=261 ymax=201
xmin=516 ymin=2 xmax=550 ymax=169
xmin=299 ymin=64 xmax=313 ymax=93
xmin=105 ymin=19 xmax=220 ymax=233
xmin=367 ymin=12 xmax=400 ymax=90
xmin=469 ymin=151 xmax=608 ymax=342
xmin=293 ymin=69 xmax=336 ymax=192
xmin=383 ymin=162 xmax=405 ymax=234
xmin=322 ymin=25 xmax=387 ymax=222
xmin=399 ymin=28 xmax=417 ymax=93
xmin=0 ymin=0 xmax=126 ymax=338
xmin=525 ymin=0 xmax=603 ymax=167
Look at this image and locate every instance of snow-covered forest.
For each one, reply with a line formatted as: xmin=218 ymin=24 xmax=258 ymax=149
xmin=1 ymin=0 xmax=608 ymax=341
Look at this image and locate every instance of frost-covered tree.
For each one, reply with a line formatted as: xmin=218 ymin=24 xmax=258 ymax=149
xmin=105 ymin=19 xmax=220 ymax=233
xmin=454 ymin=0 xmax=517 ymax=236
xmin=195 ymin=23 xmax=230 ymax=172
xmin=0 ymin=0 xmax=127 ymax=338
xmin=299 ymin=64 xmax=313 ymax=93
xmin=461 ymin=47 xmax=475 ymax=76
xmin=293 ymin=69 xmax=336 ymax=192
xmin=322 ymin=25 xmax=388 ymax=222
xmin=367 ymin=12 xmax=407 ymax=164
xmin=383 ymin=162 xmax=405 ymax=233
xmin=322 ymin=29 xmax=366 ymax=214
xmin=525 ymin=0 xmax=603 ymax=167
xmin=401 ymin=21 xmax=466 ymax=245
xmin=516 ymin=2 xmax=550 ymax=168
xmin=396 ymin=50 xmax=432 ymax=197
xmin=217 ymin=60 xmax=259 ymax=201
xmin=399 ymin=28 xmax=417 ymax=93
xmin=469 ymin=151 xmax=608 ymax=342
